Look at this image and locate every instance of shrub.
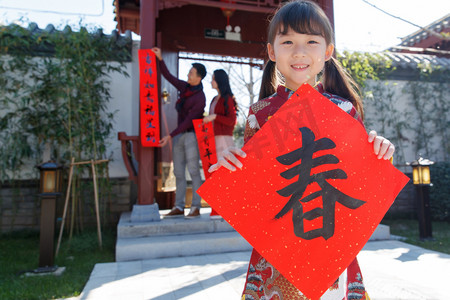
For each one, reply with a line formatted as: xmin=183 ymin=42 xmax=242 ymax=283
xmin=429 ymin=161 xmax=450 ymax=222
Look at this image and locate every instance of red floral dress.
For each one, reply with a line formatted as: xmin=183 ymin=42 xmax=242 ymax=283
xmin=241 ymin=84 xmax=369 ymax=300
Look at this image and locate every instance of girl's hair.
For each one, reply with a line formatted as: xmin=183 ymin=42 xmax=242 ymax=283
xmin=213 ymin=69 xmax=238 ymax=115
xmin=259 ymin=0 xmax=364 ymax=119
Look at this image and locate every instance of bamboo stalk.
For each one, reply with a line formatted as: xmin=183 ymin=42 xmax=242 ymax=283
xmin=71 ymin=159 xmax=109 ymax=166
xmin=55 ymin=157 xmax=75 ymax=257
xmin=69 ymin=173 xmax=76 ymax=242
xmin=56 ymin=158 xmax=108 ymax=253
xmin=91 ymin=160 xmax=103 ymax=249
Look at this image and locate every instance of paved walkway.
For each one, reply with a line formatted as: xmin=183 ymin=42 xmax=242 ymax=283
xmin=77 ymin=239 xmax=450 ymax=300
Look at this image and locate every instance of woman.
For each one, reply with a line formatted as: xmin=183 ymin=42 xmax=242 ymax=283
xmin=203 ymin=69 xmax=238 ymax=159
xmin=203 ymin=69 xmax=238 ymax=218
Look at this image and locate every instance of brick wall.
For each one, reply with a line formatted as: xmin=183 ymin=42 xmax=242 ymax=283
xmin=1 ymin=178 xmax=135 ymax=233
xmin=1 ymin=180 xmax=40 ymax=232
xmin=386 ymin=175 xmax=417 ymax=219
xmin=1 ymin=175 xmax=418 ymax=233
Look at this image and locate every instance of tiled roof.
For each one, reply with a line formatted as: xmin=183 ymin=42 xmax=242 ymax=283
xmin=378 ymin=51 xmax=450 ymax=70
xmin=397 ymin=14 xmax=449 ymax=48
xmin=1 ymin=23 xmax=133 ymax=60
xmin=29 ymin=22 xmax=132 ymax=43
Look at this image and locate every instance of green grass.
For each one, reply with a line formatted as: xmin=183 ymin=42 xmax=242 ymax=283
xmin=0 ymin=229 xmax=115 ymax=300
xmin=381 ymin=219 xmax=450 ymax=254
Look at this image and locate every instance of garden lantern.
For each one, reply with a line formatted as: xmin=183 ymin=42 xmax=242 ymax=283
xmin=410 ymin=157 xmax=433 ymax=185
xmin=37 ymin=161 xmax=63 ymax=195
xmin=407 ymin=157 xmax=434 ymax=240
xmin=35 ymin=161 xmax=63 ymax=272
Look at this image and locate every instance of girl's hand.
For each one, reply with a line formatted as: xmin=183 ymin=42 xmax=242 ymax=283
xmin=203 ymin=114 xmax=216 ymax=123
xmin=208 ymin=146 xmax=247 ymax=172
xmin=368 ymin=130 xmax=395 ymax=160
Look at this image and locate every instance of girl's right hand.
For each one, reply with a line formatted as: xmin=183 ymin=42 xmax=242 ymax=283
xmin=208 ymin=146 xmax=247 ymax=173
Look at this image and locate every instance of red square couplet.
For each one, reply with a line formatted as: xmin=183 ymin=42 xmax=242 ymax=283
xmin=197 ymin=84 xmax=409 ymax=299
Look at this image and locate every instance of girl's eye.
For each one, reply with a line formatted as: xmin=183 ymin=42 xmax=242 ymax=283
xmin=282 ymin=40 xmax=293 ymax=45
xmin=308 ymin=40 xmax=319 ymax=44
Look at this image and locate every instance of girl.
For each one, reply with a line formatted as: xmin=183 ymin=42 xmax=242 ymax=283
xmin=209 ymin=1 xmax=395 ymax=299
xmin=203 ymin=69 xmax=238 ymax=218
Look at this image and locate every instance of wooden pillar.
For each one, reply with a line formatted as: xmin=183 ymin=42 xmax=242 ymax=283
xmin=321 ymin=0 xmax=335 ymax=30
xmin=140 ymin=0 xmax=157 ymax=49
xmin=39 ymin=197 xmax=56 ymax=268
xmin=136 ymin=0 xmax=158 ymax=204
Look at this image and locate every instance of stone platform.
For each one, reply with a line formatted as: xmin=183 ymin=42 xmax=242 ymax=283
xmin=115 ymin=208 xmax=390 ymax=262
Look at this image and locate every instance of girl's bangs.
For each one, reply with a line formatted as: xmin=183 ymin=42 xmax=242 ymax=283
xmin=278 ymin=7 xmax=326 ymax=37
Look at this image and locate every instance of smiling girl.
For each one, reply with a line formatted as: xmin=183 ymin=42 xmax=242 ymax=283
xmin=209 ymin=1 xmax=394 ymax=299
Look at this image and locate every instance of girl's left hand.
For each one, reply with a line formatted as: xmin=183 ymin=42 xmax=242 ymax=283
xmin=203 ymin=114 xmax=216 ymax=123
xmin=368 ymin=130 xmax=395 ymax=160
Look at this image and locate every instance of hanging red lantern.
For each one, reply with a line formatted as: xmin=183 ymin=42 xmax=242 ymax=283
xmin=220 ymin=0 xmax=236 ymax=26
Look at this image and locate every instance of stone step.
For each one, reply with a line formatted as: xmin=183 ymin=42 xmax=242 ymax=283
xmin=115 ymin=208 xmax=390 ymax=262
xmin=116 ymin=231 xmax=252 ymax=261
xmin=117 ymin=209 xmax=234 ymax=238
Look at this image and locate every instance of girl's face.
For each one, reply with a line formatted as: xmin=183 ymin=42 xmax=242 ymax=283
xmin=211 ymin=75 xmax=218 ymax=90
xmin=268 ymin=27 xmax=334 ymax=91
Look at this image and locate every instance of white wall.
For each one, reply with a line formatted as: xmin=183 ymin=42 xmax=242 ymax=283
xmin=363 ymin=80 xmax=448 ymax=166
xmin=106 ymin=41 xmax=140 ymax=178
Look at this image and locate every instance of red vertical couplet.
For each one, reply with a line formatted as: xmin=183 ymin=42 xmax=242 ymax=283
xmin=193 ymin=119 xmax=217 ymax=179
xmin=139 ymin=49 xmax=160 ymax=147
xmin=197 ymin=84 xmax=410 ymax=299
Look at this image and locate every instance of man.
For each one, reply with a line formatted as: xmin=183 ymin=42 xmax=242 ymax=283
xmin=152 ymin=47 xmax=206 ymax=218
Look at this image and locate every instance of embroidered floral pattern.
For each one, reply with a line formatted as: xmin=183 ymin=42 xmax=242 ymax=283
xmin=251 ymin=98 xmax=272 ymax=114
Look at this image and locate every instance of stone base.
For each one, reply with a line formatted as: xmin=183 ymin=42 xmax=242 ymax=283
xmin=24 ymin=266 xmax=66 ymax=277
xmin=130 ymin=204 xmax=161 ymax=222
xmin=370 ymin=224 xmax=390 ymax=240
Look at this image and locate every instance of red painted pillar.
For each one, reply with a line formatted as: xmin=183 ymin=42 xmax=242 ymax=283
xmin=140 ymin=0 xmax=156 ymax=49
xmin=316 ymin=0 xmax=335 ymax=30
xmin=136 ymin=0 xmax=157 ymax=205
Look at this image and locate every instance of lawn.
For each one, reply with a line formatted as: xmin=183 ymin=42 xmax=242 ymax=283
xmin=381 ymin=218 xmax=450 ymax=254
xmin=0 ymin=220 xmax=448 ymax=299
xmin=0 ymin=229 xmax=115 ymax=300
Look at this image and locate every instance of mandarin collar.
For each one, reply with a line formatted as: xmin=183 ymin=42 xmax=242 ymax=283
xmin=277 ymin=83 xmax=324 ymax=100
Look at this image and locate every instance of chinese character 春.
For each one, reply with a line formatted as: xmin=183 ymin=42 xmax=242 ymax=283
xmin=275 ymin=127 xmax=365 ymax=240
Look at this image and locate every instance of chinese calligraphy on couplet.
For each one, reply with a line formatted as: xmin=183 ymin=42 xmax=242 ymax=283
xmin=275 ymin=126 xmax=365 ymax=240
xmin=139 ymin=50 xmax=160 ymax=147
xmin=193 ymin=119 xmax=217 ymax=179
